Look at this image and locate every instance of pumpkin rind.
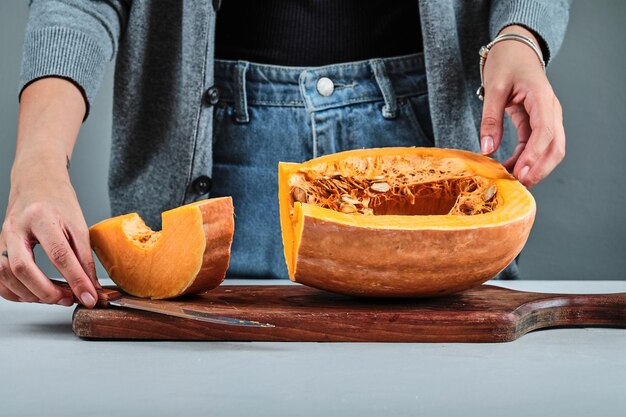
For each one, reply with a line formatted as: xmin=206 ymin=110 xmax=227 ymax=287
xmin=279 ymin=148 xmax=535 ymax=297
xmin=89 ymin=197 xmax=234 ymax=299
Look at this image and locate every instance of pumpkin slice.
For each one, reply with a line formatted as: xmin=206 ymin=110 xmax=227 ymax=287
xmin=89 ymin=198 xmax=234 ymax=299
xmin=279 ymin=148 xmax=535 ymax=297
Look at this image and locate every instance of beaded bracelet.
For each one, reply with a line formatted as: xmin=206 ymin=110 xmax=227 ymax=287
xmin=476 ymin=32 xmax=546 ymax=101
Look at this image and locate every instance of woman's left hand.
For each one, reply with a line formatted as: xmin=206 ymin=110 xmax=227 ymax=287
xmin=479 ymin=25 xmax=566 ymax=189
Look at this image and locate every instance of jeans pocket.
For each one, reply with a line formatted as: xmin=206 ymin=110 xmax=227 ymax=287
xmin=401 ymin=94 xmax=435 ymax=147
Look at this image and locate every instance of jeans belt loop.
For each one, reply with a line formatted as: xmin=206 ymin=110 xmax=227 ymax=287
xmin=234 ymin=60 xmax=250 ymax=123
xmin=370 ymin=58 xmax=398 ymax=119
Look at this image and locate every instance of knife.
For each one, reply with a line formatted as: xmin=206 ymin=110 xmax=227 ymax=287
xmin=51 ymin=279 xmax=274 ymax=328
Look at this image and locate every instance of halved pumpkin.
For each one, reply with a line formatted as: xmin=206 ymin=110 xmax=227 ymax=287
xmin=279 ymin=148 xmax=535 ymax=297
xmin=89 ymin=198 xmax=234 ymax=299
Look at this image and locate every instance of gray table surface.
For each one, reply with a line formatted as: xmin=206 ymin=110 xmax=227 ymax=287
xmin=1 ymin=279 xmax=625 ymax=417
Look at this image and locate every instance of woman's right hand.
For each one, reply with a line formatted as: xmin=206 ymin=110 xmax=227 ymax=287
xmin=0 ymin=77 xmax=100 ymax=308
xmin=0 ymin=168 xmax=100 ymax=307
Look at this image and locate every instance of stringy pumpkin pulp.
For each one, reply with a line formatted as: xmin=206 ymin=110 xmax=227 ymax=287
xmin=288 ymin=154 xmax=499 ymax=217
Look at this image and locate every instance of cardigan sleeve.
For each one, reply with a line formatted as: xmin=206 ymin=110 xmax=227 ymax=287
xmin=489 ymin=0 xmax=572 ymax=65
xmin=19 ymin=0 xmax=129 ymax=116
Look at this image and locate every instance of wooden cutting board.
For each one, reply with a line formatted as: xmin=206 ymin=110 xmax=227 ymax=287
xmin=72 ymin=285 xmax=626 ymax=342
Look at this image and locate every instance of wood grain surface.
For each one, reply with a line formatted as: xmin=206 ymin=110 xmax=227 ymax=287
xmin=72 ymin=285 xmax=626 ymax=342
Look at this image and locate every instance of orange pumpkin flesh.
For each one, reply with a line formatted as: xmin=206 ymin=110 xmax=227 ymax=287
xmin=89 ymin=198 xmax=234 ymax=299
xmin=279 ymin=148 xmax=535 ymax=297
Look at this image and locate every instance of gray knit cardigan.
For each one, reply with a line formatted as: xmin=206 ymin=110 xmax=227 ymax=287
xmin=20 ymin=0 xmax=570 ymax=277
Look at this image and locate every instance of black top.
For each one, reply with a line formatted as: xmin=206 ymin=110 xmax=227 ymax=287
xmin=215 ymin=0 xmax=422 ymax=67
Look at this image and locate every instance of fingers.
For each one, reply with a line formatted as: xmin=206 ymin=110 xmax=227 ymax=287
xmin=513 ymin=93 xmax=564 ymax=188
xmin=507 ymin=104 xmax=532 ymax=146
xmin=519 ymin=135 xmax=565 ymax=187
xmin=502 ymin=104 xmax=531 ymax=171
xmin=67 ymin=223 xmax=101 ymax=290
xmin=503 ymin=142 xmax=526 ymax=172
xmin=0 ymin=238 xmax=38 ymax=302
xmin=516 ymin=100 xmax=565 ymax=187
xmin=33 ymin=219 xmax=98 ymax=308
xmin=4 ymin=231 xmax=73 ymax=305
xmin=0 ymin=282 xmax=21 ymax=303
xmin=480 ymin=83 xmax=511 ymax=156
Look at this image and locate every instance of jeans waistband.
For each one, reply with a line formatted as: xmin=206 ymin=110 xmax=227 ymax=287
xmin=214 ymin=53 xmax=426 ymax=122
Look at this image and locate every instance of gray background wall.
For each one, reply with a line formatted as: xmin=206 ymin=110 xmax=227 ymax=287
xmin=0 ymin=1 xmax=624 ymax=280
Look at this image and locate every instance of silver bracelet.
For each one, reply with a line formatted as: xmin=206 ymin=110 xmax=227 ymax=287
xmin=476 ymin=32 xmax=546 ymax=101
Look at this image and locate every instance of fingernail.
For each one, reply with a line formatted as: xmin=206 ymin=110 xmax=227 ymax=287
xmin=57 ymin=297 xmax=74 ymax=307
xmin=80 ymin=292 xmax=96 ymax=307
xmin=481 ymin=136 xmax=494 ymax=154
xmin=519 ymin=166 xmax=530 ymax=182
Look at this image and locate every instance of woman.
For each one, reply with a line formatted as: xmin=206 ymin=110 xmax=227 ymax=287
xmin=0 ymin=0 xmax=570 ymax=307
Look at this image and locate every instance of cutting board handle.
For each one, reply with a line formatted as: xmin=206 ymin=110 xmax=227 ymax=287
xmin=516 ymin=291 xmax=626 ymax=330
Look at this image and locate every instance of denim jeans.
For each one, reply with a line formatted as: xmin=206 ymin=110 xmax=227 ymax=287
xmin=210 ymin=54 xmax=435 ymax=279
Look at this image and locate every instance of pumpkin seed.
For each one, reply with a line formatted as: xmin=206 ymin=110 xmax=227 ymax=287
xmin=339 ymin=203 xmax=358 ymax=213
xmin=483 ymin=185 xmax=497 ymax=202
xmin=370 ymin=182 xmax=390 ymax=193
xmin=341 ymin=195 xmax=361 ymax=206
xmin=292 ymin=187 xmax=307 ymax=203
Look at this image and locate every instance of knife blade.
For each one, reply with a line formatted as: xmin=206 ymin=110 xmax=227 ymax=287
xmin=50 ymin=279 xmax=274 ymax=328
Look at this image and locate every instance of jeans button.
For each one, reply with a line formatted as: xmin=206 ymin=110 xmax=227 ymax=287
xmin=192 ymin=175 xmax=212 ymax=195
xmin=212 ymin=0 xmax=222 ymax=12
xmin=204 ymin=86 xmax=220 ymax=106
xmin=316 ymin=77 xmax=334 ymax=97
